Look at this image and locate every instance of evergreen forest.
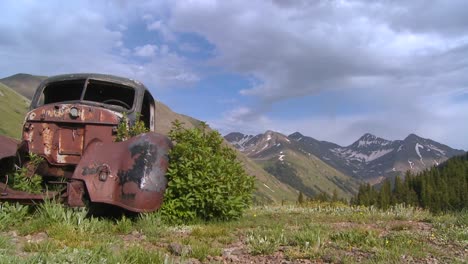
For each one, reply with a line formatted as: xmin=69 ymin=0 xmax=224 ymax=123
xmin=353 ymin=153 xmax=468 ymax=213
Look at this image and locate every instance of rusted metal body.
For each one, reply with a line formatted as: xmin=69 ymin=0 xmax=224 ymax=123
xmin=0 ymin=74 xmax=172 ymax=212
xmin=0 ymin=135 xmax=18 ymax=161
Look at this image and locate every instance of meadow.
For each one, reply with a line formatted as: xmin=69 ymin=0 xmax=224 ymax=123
xmin=0 ymin=201 xmax=466 ymax=263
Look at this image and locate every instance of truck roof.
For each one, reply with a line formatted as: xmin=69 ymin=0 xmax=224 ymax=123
xmin=38 ymin=73 xmax=149 ymax=94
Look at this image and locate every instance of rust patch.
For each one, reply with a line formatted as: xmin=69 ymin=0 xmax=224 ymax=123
xmin=67 ymin=181 xmax=85 ymax=207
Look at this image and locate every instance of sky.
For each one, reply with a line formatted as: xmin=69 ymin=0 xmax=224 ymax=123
xmin=1 ymin=0 xmax=467 ymax=150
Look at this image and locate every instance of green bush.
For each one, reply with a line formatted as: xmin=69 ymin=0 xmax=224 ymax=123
xmin=11 ymin=153 xmax=43 ymax=194
xmin=115 ymin=113 xmax=148 ymax=142
xmin=161 ymin=121 xmax=255 ymax=222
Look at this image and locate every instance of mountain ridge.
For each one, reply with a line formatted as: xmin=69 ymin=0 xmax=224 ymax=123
xmin=226 ymin=131 xmax=465 ymax=185
xmin=226 ymin=130 xmax=362 ymax=199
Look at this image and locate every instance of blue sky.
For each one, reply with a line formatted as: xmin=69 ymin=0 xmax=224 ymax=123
xmin=1 ymin=0 xmax=468 ymax=150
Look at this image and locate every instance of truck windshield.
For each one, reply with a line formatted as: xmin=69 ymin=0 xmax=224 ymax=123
xmin=38 ymin=79 xmax=135 ymax=110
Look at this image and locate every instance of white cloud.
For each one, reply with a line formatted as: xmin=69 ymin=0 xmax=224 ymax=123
xmin=209 ymin=106 xmax=273 ymax=135
xmin=147 ymin=20 xmax=162 ymax=31
xmin=170 ymin=1 xmax=468 ymax=102
xmin=145 ymin=18 xmax=176 ymax=42
xmin=0 ymin=1 xmax=198 ymax=90
xmin=134 ymin=44 xmax=158 ymax=57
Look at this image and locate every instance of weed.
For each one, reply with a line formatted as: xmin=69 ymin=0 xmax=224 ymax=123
xmin=0 ymin=254 xmax=20 ymax=264
xmin=0 ymin=202 xmax=29 ymax=230
xmin=371 ymin=232 xmax=428 ymax=262
xmin=183 ymin=237 xmax=221 ymax=261
xmin=36 ymin=198 xmax=68 ymax=224
xmin=0 ymin=236 xmax=12 ymax=255
xmin=288 ymin=225 xmax=327 ymax=250
xmin=23 ymin=240 xmax=61 ymax=253
xmin=114 ymin=215 xmax=133 ymax=234
xmin=191 ymin=225 xmax=229 ymax=239
xmin=120 ymin=245 xmax=165 ymax=264
xmin=246 ymin=227 xmax=285 ymax=255
xmin=27 ymin=246 xmax=112 ymax=264
xmin=10 ymin=153 xmax=44 ymax=194
xmin=331 ymin=228 xmax=381 ymax=249
xmin=136 ymin=212 xmax=167 ymax=241
xmin=115 ymin=112 xmax=148 ymax=142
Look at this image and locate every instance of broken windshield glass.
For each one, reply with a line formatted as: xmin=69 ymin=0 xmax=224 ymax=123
xmin=38 ymin=79 xmax=135 ymax=110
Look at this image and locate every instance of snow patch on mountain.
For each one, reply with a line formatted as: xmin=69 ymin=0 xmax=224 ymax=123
xmin=415 ymin=143 xmax=425 ymax=165
xmin=331 ymin=148 xmax=393 ymax=163
xmin=228 ymin=134 xmax=253 ymax=151
xmin=357 ymin=139 xmax=390 ymax=147
xmin=263 ymin=183 xmax=274 ymax=192
xmin=427 ymin=144 xmax=446 ymax=156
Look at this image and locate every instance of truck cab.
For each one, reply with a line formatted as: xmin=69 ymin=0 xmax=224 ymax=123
xmin=0 ymin=74 xmax=171 ymax=213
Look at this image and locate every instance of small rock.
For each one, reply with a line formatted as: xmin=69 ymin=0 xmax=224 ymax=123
xmin=35 ymin=232 xmax=48 ymax=241
xmin=169 ymin=242 xmax=192 ymax=256
xmin=184 ymin=258 xmax=201 ymax=264
xmin=213 ymin=256 xmax=223 ymax=262
xmin=223 ymin=247 xmax=243 ymax=258
xmin=222 ymin=248 xmax=233 ymax=258
xmin=131 ymin=230 xmax=140 ymax=236
xmin=226 ymin=255 xmax=239 ymax=262
xmin=109 ymin=244 xmax=120 ymax=254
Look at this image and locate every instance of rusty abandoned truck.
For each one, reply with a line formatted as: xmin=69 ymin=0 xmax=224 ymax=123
xmin=0 ymin=74 xmax=172 ymax=212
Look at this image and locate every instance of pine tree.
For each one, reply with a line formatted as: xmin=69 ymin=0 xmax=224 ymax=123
xmin=332 ymin=189 xmax=339 ymax=202
xmin=297 ymin=191 xmax=305 ymax=205
xmin=379 ymin=179 xmax=392 ymax=210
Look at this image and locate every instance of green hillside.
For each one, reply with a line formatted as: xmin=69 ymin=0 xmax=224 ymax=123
xmin=261 ymin=148 xmax=361 ymax=200
xmin=0 ymin=83 xmax=29 ymax=139
xmin=0 ymin=73 xmax=46 ymax=100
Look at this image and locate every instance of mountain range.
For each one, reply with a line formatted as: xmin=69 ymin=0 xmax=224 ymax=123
xmin=226 ymin=131 xmax=465 ymax=185
xmin=225 ymin=131 xmax=362 ymax=199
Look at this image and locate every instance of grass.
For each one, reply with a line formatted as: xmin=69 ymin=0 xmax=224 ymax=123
xmin=0 ymin=83 xmax=30 ymax=139
xmin=0 ymin=202 xmax=465 ymax=263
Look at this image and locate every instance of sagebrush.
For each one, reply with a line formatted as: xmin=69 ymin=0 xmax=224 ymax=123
xmin=161 ymin=120 xmax=255 ymax=222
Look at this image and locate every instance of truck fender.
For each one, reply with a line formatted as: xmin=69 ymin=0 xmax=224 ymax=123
xmin=72 ymin=132 xmax=172 ymax=212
